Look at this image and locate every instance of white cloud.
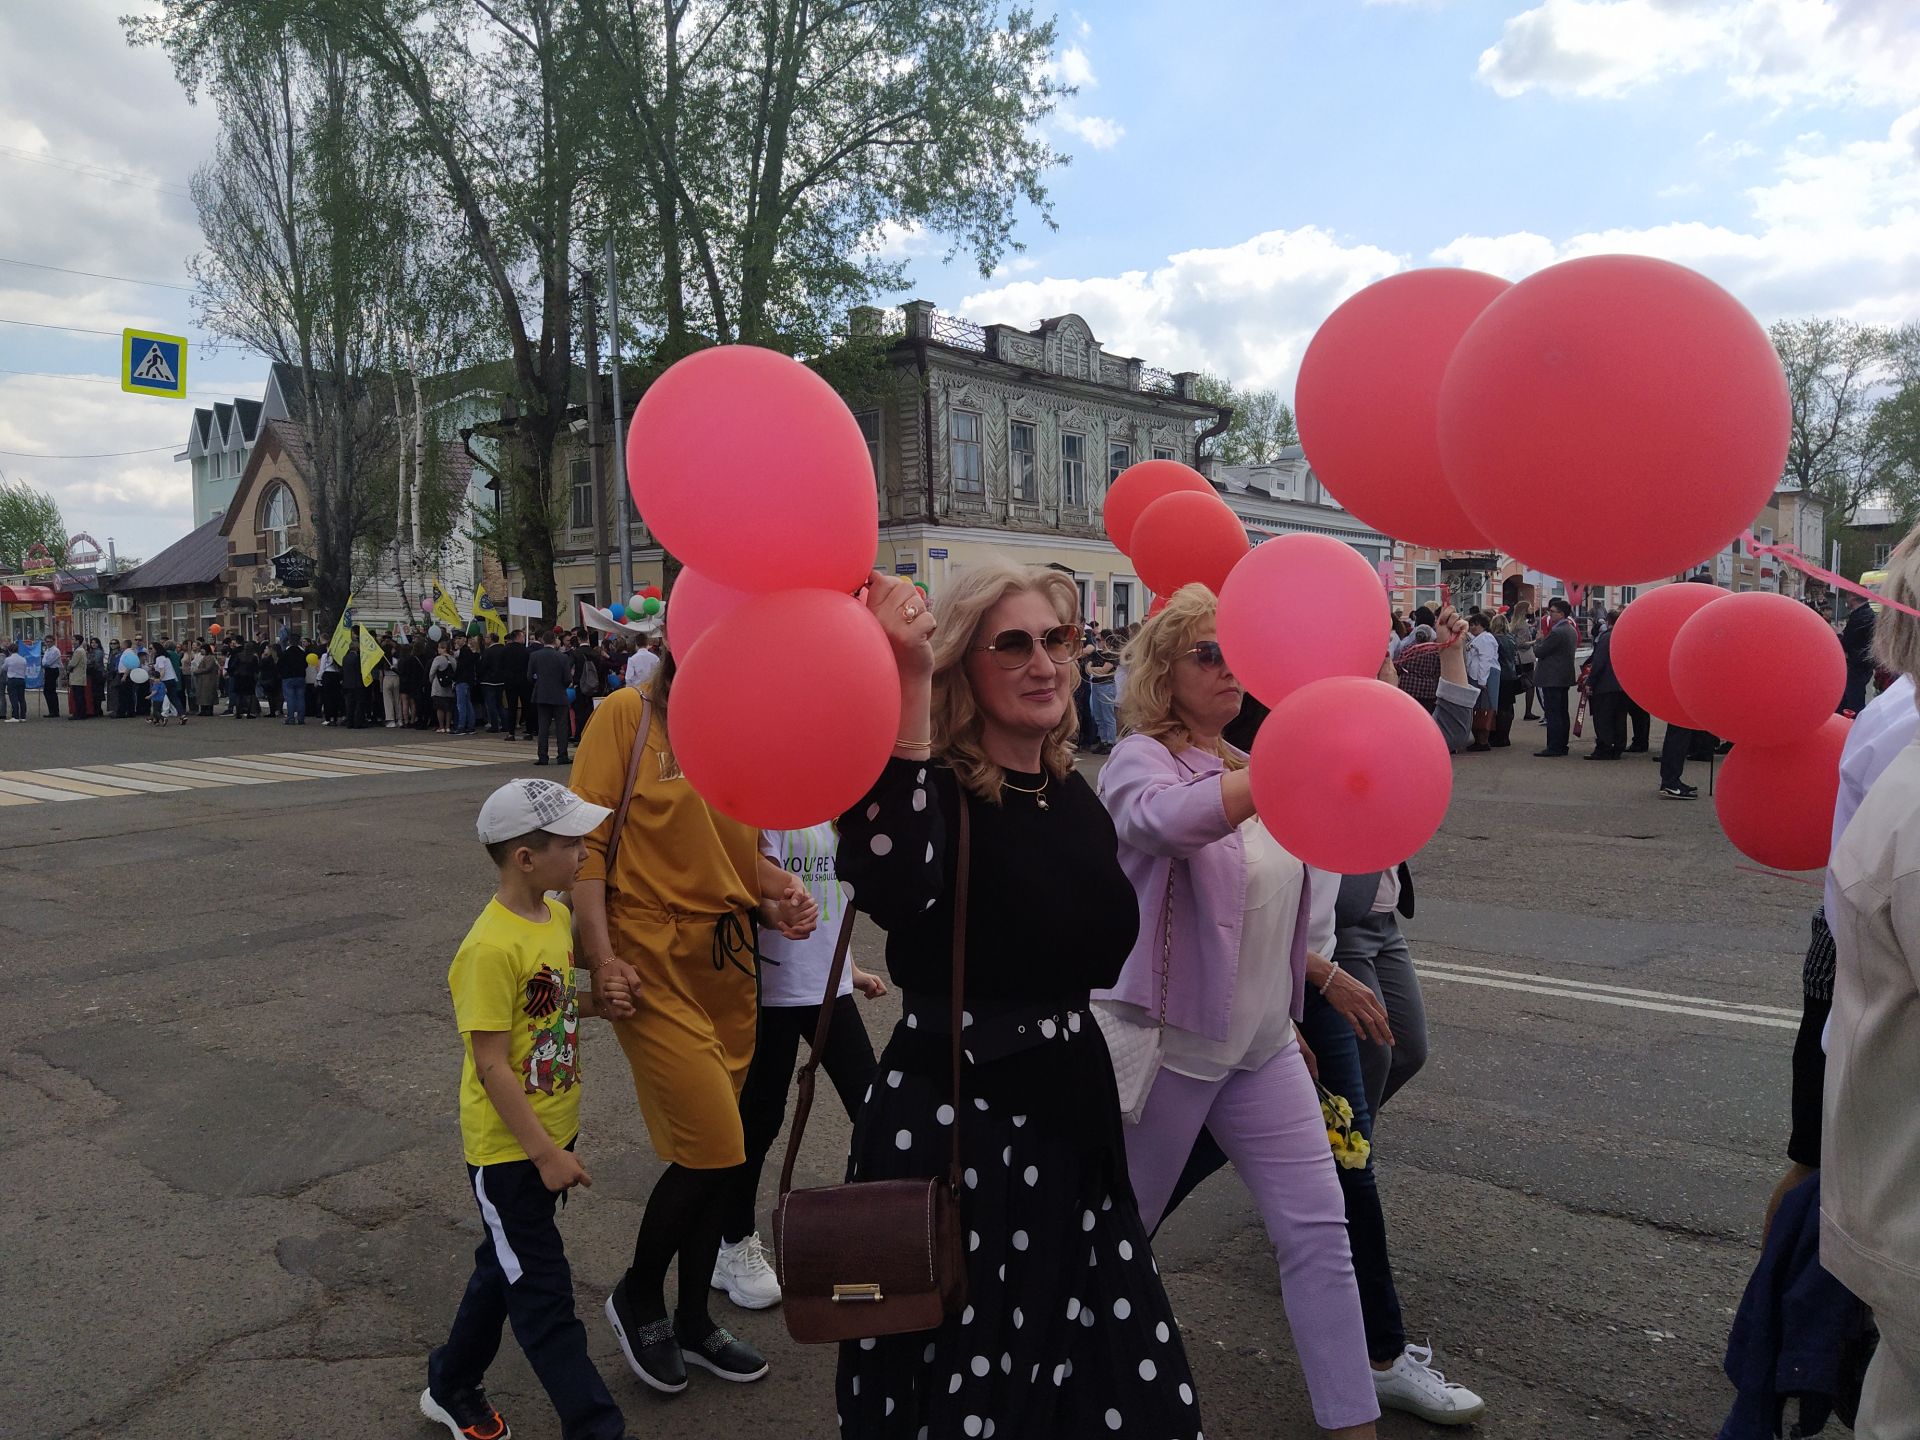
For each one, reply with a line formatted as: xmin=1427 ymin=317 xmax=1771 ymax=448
xmin=863 ymin=220 xmax=930 ymax=259
xmin=1056 ymin=44 xmax=1098 ymax=89
xmin=1043 ymin=35 xmax=1124 ymax=152
xmin=1054 ymin=112 xmax=1126 ymax=150
xmin=1428 ymin=230 xmax=1560 ymax=278
xmin=1478 ymin=0 xmax=1920 ymax=107
xmin=960 ymin=226 xmax=1405 ymax=393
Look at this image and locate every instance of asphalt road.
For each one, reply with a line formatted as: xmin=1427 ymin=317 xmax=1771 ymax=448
xmin=0 ymin=711 xmax=1817 ymax=1438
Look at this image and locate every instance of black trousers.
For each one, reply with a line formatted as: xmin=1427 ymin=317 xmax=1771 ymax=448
xmin=1589 ymin=691 xmax=1628 ymax=756
xmin=1626 ymin=699 xmax=1651 ymax=750
xmin=505 ymin=683 xmax=530 ymax=738
xmin=1660 ymin=724 xmax=1696 ymax=788
xmin=535 ymin=702 xmax=569 ymax=761
xmin=43 ymin=674 xmax=60 ymax=717
xmin=432 ymin=1152 xmax=625 ymax=1440
xmin=345 ymin=687 xmax=368 ymax=728
xmin=1541 ymin=685 xmax=1571 ymax=754
xmin=722 ymin=993 xmax=878 ymax=1243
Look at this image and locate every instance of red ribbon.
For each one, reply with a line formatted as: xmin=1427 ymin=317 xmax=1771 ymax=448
xmin=1742 ymin=530 xmax=1920 ymax=619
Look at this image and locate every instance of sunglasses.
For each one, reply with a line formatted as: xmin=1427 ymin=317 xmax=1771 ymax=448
xmin=1183 ymin=641 xmax=1228 ymax=670
xmin=974 ymin=624 xmax=1082 ymax=669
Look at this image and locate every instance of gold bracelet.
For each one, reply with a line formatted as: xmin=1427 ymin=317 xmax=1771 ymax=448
xmin=893 ymin=736 xmax=932 ymax=749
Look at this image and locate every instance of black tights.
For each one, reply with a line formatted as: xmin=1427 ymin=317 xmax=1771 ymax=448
xmin=625 ymin=1161 xmax=742 ymax=1333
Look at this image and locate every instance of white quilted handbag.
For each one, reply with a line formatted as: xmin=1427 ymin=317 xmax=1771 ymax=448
xmin=1093 ymin=864 xmax=1176 ymax=1124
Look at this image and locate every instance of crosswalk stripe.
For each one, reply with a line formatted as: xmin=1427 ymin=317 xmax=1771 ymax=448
xmin=263 ymin=751 xmax=423 ymax=773
xmin=43 ymin=767 xmax=189 ymax=794
xmin=116 ymin=760 xmax=265 ymax=785
xmin=0 ymin=776 xmax=96 ymax=801
xmin=80 ymin=764 xmax=231 ymax=790
xmin=0 ymin=789 xmax=40 ymax=806
xmin=347 ymin=746 xmax=497 ymax=767
xmin=0 ymin=770 xmax=142 ymax=797
xmin=187 ymin=756 xmax=356 ymax=779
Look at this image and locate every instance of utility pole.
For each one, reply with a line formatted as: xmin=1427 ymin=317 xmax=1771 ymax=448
xmin=582 ymin=272 xmax=612 ymax=604
xmin=607 ymin=234 xmax=633 ymax=600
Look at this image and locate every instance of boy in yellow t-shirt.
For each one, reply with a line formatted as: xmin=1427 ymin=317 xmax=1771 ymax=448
xmin=421 ymin=778 xmax=638 ymax=1440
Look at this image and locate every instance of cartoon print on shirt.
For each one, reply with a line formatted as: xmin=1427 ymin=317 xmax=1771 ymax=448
xmin=520 ymin=965 xmax=581 ymax=1096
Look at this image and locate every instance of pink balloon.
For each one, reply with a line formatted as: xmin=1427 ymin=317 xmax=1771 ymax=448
xmin=1217 ymin=534 xmax=1390 ymax=706
xmin=671 ymin=589 xmax=901 ymax=827
xmin=1715 ymin=715 xmax=1851 ymax=871
xmin=1130 ymin=491 xmax=1248 ymax=598
xmin=1438 ymin=255 xmax=1790 ymax=582
xmin=1296 ymin=268 xmax=1510 ymax=550
xmin=1105 ymin=459 xmax=1214 ymax=556
xmin=1671 ymin=591 xmax=1845 ymax=747
xmin=1608 ymin=582 xmax=1724 ymax=727
xmin=666 ymin=568 xmax=752 ymax=658
xmin=1249 ymin=676 xmax=1453 ymax=872
xmin=628 ymin=346 xmax=879 ymax=593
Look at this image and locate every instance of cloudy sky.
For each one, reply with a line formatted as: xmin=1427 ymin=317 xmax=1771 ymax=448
xmin=3 ymin=0 xmax=1919 ymax=559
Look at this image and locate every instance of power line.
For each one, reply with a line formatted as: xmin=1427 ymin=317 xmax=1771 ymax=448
xmin=0 ymin=256 xmax=194 ymax=292
xmin=0 ymin=144 xmax=192 ymax=200
xmin=0 ymin=366 xmax=244 ymax=400
xmin=0 ymin=316 xmax=130 ymax=338
xmin=0 ymin=444 xmax=178 ymax=460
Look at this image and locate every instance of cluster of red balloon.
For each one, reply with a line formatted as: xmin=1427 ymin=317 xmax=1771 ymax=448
xmin=1613 ymin=585 xmax=1850 ymax=869
xmin=626 ymin=345 xmax=892 ymax=828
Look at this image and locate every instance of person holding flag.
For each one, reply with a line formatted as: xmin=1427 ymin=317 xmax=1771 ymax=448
xmin=432 ymin=575 xmax=466 ymax=634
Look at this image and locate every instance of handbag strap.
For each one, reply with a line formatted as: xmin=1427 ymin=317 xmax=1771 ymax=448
xmin=779 ymin=782 xmax=970 ymax=1200
xmin=1154 ymin=859 xmax=1175 ymax=1027
xmin=601 ymin=690 xmax=653 ymax=880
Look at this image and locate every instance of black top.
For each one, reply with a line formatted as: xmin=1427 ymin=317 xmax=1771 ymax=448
xmin=454 ymin=647 xmax=479 ymax=685
xmin=481 ymin=642 xmax=511 ymax=685
xmin=837 ymin=757 xmax=1140 ymax=1128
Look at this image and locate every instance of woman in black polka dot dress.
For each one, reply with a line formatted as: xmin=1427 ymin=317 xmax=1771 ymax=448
xmin=834 ymin=565 xmax=1203 ymax=1440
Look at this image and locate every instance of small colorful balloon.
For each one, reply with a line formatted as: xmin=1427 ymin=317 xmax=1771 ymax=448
xmin=609 ymin=602 xmax=626 ymax=621
xmin=641 ymin=597 xmax=663 ymax=617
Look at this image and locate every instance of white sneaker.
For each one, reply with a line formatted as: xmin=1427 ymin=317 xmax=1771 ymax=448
xmin=1373 ymin=1342 xmax=1486 ymax=1425
xmin=710 ymin=1233 xmax=782 ymax=1310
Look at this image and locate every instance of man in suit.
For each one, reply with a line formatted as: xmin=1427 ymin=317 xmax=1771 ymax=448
xmin=1840 ymin=596 xmax=1876 ymax=714
xmin=501 ymin=627 xmax=531 ymax=740
xmin=526 ymin=629 xmax=573 ymax=765
xmin=1584 ymin=614 xmax=1627 ymax=760
xmin=1532 ymin=597 xmax=1577 ymax=757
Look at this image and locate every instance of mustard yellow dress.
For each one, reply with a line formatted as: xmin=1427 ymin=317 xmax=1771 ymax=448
xmin=572 ymin=685 xmax=761 ymax=1169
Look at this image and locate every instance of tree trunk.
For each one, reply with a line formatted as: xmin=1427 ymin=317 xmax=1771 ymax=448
xmin=510 ymin=420 xmax=562 ymax=625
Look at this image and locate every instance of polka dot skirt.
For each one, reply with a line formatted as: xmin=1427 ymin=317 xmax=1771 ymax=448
xmin=836 ymin=1064 xmax=1203 ymax=1438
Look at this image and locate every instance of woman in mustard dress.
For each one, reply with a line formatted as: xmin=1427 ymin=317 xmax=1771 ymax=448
xmin=571 ymin=665 xmax=816 ymax=1397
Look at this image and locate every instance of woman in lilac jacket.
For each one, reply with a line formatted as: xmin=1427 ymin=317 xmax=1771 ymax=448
xmin=1097 ymin=584 xmax=1378 ymax=1439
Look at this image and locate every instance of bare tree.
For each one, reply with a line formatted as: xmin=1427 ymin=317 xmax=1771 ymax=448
xmin=1771 ymin=317 xmax=1891 ymax=523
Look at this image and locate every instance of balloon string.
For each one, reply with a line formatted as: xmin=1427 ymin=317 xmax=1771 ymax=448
xmin=1742 ymin=530 xmax=1920 ymax=620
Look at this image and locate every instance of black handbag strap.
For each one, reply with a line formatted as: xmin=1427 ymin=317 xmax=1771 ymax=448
xmin=780 ymin=788 xmax=969 ymax=1198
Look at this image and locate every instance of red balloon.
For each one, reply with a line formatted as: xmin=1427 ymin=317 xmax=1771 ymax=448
xmin=1715 ymin=715 xmax=1851 ymax=870
xmin=1218 ymin=534 xmax=1390 ymax=705
xmin=1438 ymin=255 xmax=1790 ymax=582
xmin=628 ymin=346 xmax=879 ymax=592
xmin=1146 ymin=595 xmax=1169 ymax=618
xmin=1104 ymin=459 xmax=1214 ymax=555
xmin=1671 ymin=591 xmax=1845 ymax=746
xmin=640 ymin=585 xmax=663 ymax=600
xmin=1130 ymin=491 xmax=1248 ymax=598
xmin=666 ymin=568 xmax=752 ymax=658
xmin=1296 ymin=268 xmax=1509 ymax=550
xmin=1249 ymin=676 xmax=1453 ymax=872
xmin=672 ymin=589 xmax=901 ymax=827
xmin=1609 ymin=582 xmax=1725 ymax=727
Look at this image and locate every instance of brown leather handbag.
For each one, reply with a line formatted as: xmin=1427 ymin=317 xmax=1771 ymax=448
xmin=771 ymin=796 xmax=971 ymax=1344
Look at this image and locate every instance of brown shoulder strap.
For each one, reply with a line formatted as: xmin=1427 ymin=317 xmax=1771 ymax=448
xmin=778 ymin=905 xmax=858 ymax=1200
xmin=600 ymin=691 xmax=652 ymax=882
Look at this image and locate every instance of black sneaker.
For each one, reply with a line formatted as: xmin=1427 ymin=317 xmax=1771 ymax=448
xmin=1660 ymin=782 xmax=1699 ymax=799
xmin=606 ymin=1284 xmax=686 ymax=1394
xmin=419 ymin=1383 xmax=510 ymax=1439
xmin=676 ymin=1320 xmax=769 ymax=1384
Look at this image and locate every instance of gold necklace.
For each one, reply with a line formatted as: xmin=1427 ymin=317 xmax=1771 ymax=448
xmin=1001 ymin=774 xmax=1050 ymax=811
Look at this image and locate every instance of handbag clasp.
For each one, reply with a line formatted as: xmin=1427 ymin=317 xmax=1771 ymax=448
xmin=832 ymin=1283 xmax=884 ymax=1303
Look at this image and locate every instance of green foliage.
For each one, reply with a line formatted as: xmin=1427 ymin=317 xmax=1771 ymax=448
xmin=0 ymin=476 xmax=68 ymax=572
xmin=1192 ymin=374 xmax=1298 ymax=465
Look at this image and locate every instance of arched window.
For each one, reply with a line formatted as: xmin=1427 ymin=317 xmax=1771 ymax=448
xmin=260 ymin=482 xmax=299 ymax=554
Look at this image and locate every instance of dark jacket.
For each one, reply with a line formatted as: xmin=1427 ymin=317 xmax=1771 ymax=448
xmin=527 ymin=643 xmax=571 ymax=706
xmin=1585 ymin=628 xmax=1623 ymax=695
xmin=502 ymin=640 xmax=529 ymax=689
xmin=278 ymin=644 xmax=307 ymax=681
xmin=480 ymin=641 xmax=510 ymax=685
xmin=1840 ymin=601 xmax=1875 ymax=712
xmin=1533 ymin=617 xmax=1577 ymax=688
xmin=229 ymin=646 xmax=258 ymax=685
xmin=453 ymin=646 xmax=479 ymax=686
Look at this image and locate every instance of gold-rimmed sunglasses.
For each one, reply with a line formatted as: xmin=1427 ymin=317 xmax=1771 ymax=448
xmin=973 ymin=623 xmax=1083 ymax=670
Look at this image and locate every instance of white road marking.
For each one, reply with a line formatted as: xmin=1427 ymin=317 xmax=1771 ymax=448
xmin=1416 ymin=961 xmax=1798 ymax=1030
xmin=1417 ymin=958 xmax=1799 ymax=1018
xmin=43 ymin=767 xmax=188 ymax=793
xmin=0 ymin=776 xmax=95 ymax=801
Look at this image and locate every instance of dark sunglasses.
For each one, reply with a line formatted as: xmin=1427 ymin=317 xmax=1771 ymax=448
xmin=975 ymin=624 xmax=1082 ymax=670
xmin=1182 ymin=640 xmax=1228 ymax=670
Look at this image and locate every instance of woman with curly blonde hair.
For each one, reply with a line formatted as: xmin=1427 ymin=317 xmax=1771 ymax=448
xmin=1099 ymin=583 xmax=1382 ymax=1438
xmin=835 ymin=561 xmax=1204 ymax=1439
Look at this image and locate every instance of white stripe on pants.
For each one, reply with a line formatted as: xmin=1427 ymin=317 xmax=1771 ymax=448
xmin=473 ymin=1168 xmax=524 ymax=1284
xmin=1125 ymin=1038 xmax=1379 ymax=1430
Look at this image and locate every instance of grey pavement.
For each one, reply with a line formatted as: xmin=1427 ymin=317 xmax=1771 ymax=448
xmin=0 ymin=713 xmax=1819 ymax=1438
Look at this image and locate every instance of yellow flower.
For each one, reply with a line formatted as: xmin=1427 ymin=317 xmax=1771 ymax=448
xmin=1326 ymin=1128 xmax=1345 ymax=1149
xmin=1330 ymin=1094 xmax=1354 ymax=1124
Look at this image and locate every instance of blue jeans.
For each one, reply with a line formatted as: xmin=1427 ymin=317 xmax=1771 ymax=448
xmin=282 ymin=677 xmax=306 ymax=722
xmin=483 ymin=683 xmax=506 ymax=731
xmin=1090 ymin=679 xmax=1117 ymax=744
xmin=455 ymin=681 xmax=476 ymax=733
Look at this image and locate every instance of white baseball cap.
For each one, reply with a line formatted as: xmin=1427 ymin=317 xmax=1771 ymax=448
xmin=476 ymin=778 xmax=613 ymax=845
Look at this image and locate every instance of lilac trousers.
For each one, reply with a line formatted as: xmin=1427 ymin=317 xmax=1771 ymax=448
xmin=1126 ymin=1039 xmax=1379 ymax=1431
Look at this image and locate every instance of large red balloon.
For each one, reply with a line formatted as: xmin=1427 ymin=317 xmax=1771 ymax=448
xmin=1296 ymin=268 xmax=1509 ymax=550
xmin=1130 ymin=491 xmax=1248 ymax=598
xmin=628 ymin=346 xmax=879 ymax=592
xmin=1671 ymin=591 xmax=1845 ymax=746
xmin=666 ymin=567 xmax=752 ymax=658
xmin=1104 ymin=460 xmax=1214 ymax=556
xmin=1437 ymin=255 xmax=1790 ymax=582
xmin=1715 ymin=715 xmax=1851 ymax=870
xmin=1218 ymin=534 xmax=1390 ymax=706
xmin=1249 ymin=676 xmax=1453 ymax=872
xmin=671 ymin=589 xmax=900 ymax=828
xmin=1609 ymin=582 xmax=1724 ymax=727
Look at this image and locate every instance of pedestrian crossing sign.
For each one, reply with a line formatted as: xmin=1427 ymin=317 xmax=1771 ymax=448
xmin=121 ymin=328 xmax=188 ymax=398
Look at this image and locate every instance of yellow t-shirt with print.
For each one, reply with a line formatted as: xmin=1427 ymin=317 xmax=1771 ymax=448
xmin=448 ymin=895 xmax=583 ymax=1166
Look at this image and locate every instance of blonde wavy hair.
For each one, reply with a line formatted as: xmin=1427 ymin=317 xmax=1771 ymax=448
xmin=932 ymin=561 xmax=1082 ymax=801
xmin=1118 ymin=583 xmax=1246 ymax=769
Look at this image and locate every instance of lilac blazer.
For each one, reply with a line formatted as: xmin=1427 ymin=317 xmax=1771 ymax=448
xmin=1094 ymin=733 xmax=1310 ymax=1042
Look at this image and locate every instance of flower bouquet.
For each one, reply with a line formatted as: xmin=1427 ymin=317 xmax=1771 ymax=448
xmin=1318 ymin=1082 xmax=1371 ymax=1170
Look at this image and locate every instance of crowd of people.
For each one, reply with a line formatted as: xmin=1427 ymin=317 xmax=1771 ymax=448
xmin=9 ymin=625 xmax=663 ymax=763
xmin=423 ymin=563 xmax=1503 ymax=1440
